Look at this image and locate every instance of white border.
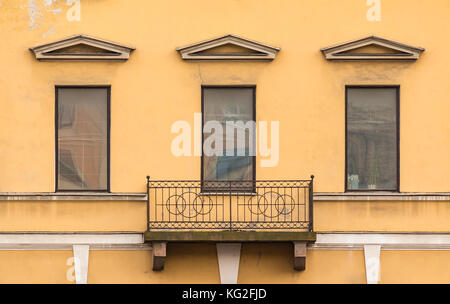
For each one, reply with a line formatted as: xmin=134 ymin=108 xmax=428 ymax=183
xmin=0 ymin=233 xmax=143 ymax=244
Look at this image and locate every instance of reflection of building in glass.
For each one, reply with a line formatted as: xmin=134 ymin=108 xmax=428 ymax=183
xmin=347 ymin=88 xmax=398 ymax=191
xmin=203 ymin=87 xmax=254 ymax=182
xmin=216 ymin=149 xmax=251 ymax=180
xmin=57 ymin=88 xmax=108 ymax=191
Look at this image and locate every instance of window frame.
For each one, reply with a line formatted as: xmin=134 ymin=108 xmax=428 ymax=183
xmin=345 ymin=85 xmax=400 ymax=192
xmin=200 ymin=85 xmax=257 ymax=188
xmin=55 ymin=85 xmax=111 ymax=192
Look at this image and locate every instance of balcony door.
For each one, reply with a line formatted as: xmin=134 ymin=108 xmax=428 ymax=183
xmin=201 ymin=86 xmax=256 ymax=191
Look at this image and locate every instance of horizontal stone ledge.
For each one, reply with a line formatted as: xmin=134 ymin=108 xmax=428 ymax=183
xmin=315 ymin=232 xmax=450 ymax=245
xmin=0 ymin=192 xmax=147 ymax=201
xmin=0 ymin=232 xmax=144 ymax=244
xmin=0 ymin=243 xmax=152 ymax=251
xmin=314 ymin=192 xmax=450 ymax=202
xmin=144 ymin=231 xmax=316 ymax=243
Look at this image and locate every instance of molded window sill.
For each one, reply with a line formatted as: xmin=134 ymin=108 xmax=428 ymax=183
xmin=0 ymin=192 xmax=147 ymax=201
xmin=314 ymin=192 xmax=450 ymax=202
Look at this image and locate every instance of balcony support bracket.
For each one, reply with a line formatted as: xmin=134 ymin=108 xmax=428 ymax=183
xmin=152 ymin=242 xmax=167 ymax=271
xmin=216 ymin=243 xmax=242 ymax=284
xmin=146 ymin=232 xmax=316 ymax=272
xmin=293 ymin=242 xmax=307 ymax=271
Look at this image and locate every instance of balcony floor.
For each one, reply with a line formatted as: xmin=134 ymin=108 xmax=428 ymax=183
xmin=144 ymin=231 xmax=316 ymax=243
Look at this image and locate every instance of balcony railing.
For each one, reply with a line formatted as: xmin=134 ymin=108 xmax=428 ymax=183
xmin=146 ymin=176 xmax=314 ymax=232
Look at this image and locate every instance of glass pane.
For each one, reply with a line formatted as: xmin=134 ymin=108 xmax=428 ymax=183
xmin=57 ymin=88 xmax=108 ymax=191
xmin=347 ymin=88 xmax=398 ymax=191
xmin=203 ymin=88 xmax=254 ymax=183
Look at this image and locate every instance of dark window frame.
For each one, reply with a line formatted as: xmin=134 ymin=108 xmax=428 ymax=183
xmin=345 ymin=85 xmax=400 ymax=192
xmin=55 ymin=85 xmax=111 ymax=192
xmin=201 ymin=85 xmax=257 ymax=191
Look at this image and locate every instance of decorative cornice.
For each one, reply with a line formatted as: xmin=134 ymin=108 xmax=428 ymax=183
xmin=176 ymin=34 xmax=280 ymax=61
xmin=30 ymin=34 xmax=135 ymax=61
xmin=321 ymin=36 xmax=424 ymax=61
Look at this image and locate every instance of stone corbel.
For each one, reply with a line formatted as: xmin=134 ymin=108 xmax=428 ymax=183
xmin=152 ymin=242 xmax=167 ymax=271
xmin=72 ymin=245 xmax=90 ymax=284
xmin=216 ymin=243 xmax=242 ymax=284
xmin=293 ymin=242 xmax=307 ymax=271
xmin=364 ymin=244 xmax=381 ymax=284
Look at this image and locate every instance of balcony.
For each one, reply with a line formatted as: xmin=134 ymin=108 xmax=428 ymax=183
xmin=146 ymin=177 xmax=314 ymax=231
xmin=144 ymin=177 xmax=316 ymax=270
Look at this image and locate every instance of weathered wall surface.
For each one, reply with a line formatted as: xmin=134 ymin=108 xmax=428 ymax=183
xmin=0 ymin=0 xmax=449 ymax=194
xmin=0 ymin=1 xmax=449 ymax=284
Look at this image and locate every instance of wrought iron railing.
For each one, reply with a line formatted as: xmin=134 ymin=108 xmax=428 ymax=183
xmin=146 ymin=176 xmax=314 ymax=231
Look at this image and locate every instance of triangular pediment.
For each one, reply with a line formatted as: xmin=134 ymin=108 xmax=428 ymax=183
xmin=321 ymin=36 xmax=424 ymax=61
xmin=30 ymin=35 xmax=135 ymax=61
xmin=176 ymin=35 xmax=280 ymax=61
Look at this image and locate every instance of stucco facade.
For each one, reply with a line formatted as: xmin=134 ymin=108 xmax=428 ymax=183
xmin=0 ymin=0 xmax=449 ymax=284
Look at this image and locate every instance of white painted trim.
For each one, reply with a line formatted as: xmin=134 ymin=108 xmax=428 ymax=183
xmin=310 ymin=233 xmax=450 ymax=250
xmin=0 ymin=244 xmax=152 ymax=251
xmin=364 ymin=245 xmax=381 ymax=284
xmin=309 ymin=244 xmax=450 ymax=251
xmin=73 ymin=245 xmax=90 ymax=284
xmin=0 ymin=233 xmax=143 ymax=245
xmin=316 ymin=233 xmax=450 ymax=246
xmin=216 ymin=243 xmax=242 ymax=284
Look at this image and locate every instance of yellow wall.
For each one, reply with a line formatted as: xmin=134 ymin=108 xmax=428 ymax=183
xmin=0 ymin=0 xmax=449 ymax=194
xmin=315 ymin=200 xmax=450 ymax=232
xmin=0 ymin=0 xmax=449 ymax=284
xmin=2 ymin=246 xmax=450 ymax=283
xmin=239 ymin=244 xmax=366 ymax=284
xmin=0 ymin=245 xmax=365 ymax=284
xmin=0 ymin=250 xmax=73 ymax=284
xmin=1 ymin=199 xmax=450 ymax=232
xmin=0 ymin=201 xmax=146 ymax=231
xmin=380 ymin=250 xmax=450 ymax=284
xmin=5 ymin=246 xmax=450 ymax=284
xmin=89 ymin=244 xmax=220 ymax=284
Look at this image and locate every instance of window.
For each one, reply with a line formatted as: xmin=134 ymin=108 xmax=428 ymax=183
xmin=56 ymin=87 xmax=110 ymax=191
xmin=202 ymin=87 xmax=255 ymax=189
xmin=346 ymin=87 xmax=399 ymax=191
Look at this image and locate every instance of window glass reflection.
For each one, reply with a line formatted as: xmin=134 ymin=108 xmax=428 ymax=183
xmin=57 ymin=88 xmax=108 ymax=191
xmin=347 ymin=88 xmax=398 ymax=191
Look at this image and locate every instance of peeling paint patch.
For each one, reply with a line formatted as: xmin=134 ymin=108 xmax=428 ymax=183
xmin=51 ymin=8 xmax=62 ymax=14
xmin=15 ymin=0 xmax=80 ymax=33
xmin=44 ymin=0 xmax=62 ymax=15
xmin=42 ymin=25 xmax=54 ymax=37
xmin=27 ymin=0 xmax=43 ymax=29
